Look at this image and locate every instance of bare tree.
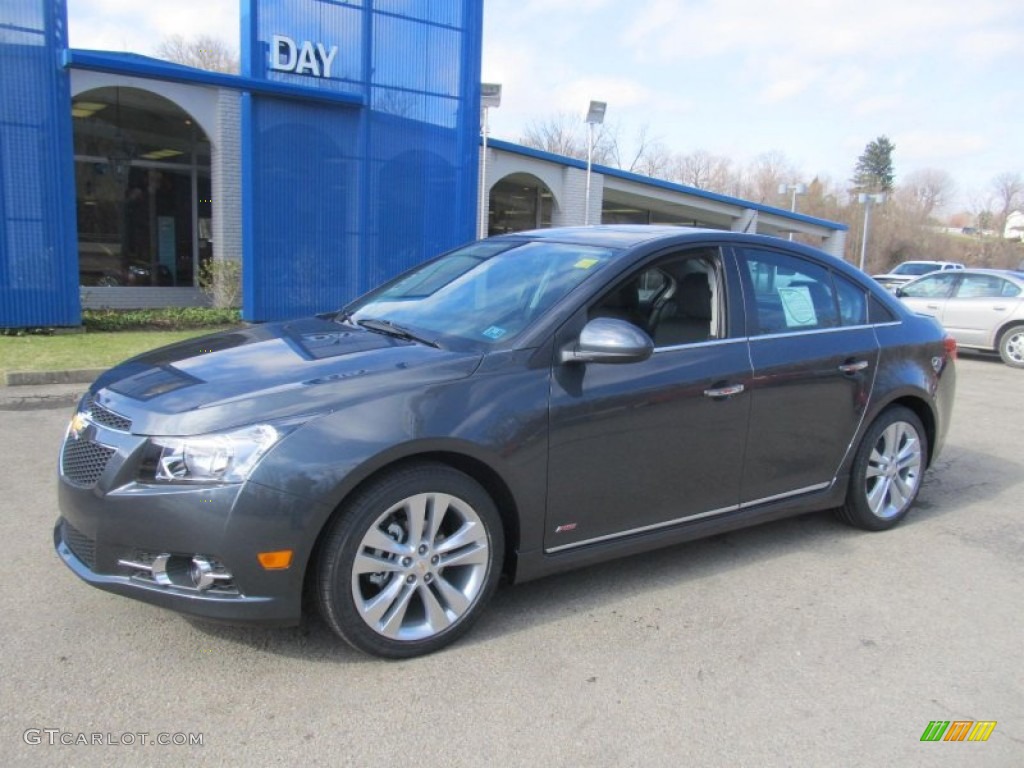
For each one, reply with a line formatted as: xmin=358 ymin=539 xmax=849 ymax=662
xmin=670 ymin=150 xmax=734 ymax=192
xmin=155 ymin=34 xmax=238 ymax=73
xmin=603 ymin=124 xmax=671 ymax=176
xmin=520 ymin=112 xmax=586 ymax=159
xmin=897 ymin=168 xmax=956 ymax=222
xmin=520 ymin=113 xmax=667 ymax=175
xmin=746 ymin=151 xmax=799 ymax=204
xmin=991 ymin=171 xmax=1024 ymax=232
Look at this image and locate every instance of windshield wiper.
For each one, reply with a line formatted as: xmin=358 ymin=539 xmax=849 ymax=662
xmin=356 ymin=318 xmax=440 ymax=348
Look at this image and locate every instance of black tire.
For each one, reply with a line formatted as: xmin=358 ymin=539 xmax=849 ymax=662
xmin=316 ymin=462 xmax=504 ymax=658
xmin=998 ymin=324 xmax=1024 ymax=368
xmin=836 ymin=406 xmax=928 ymax=531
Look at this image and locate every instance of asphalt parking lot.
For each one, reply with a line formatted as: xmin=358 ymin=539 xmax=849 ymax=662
xmin=1 ymin=354 xmax=1021 ymax=766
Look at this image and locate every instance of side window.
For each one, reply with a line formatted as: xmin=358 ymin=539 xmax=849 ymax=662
xmin=741 ymin=249 xmax=839 ymax=335
xmin=899 ymin=273 xmax=956 ymax=299
xmin=834 ymin=273 xmax=868 ymax=326
xmin=590 ymin=248 xmax=724 ymax=348
xmin=955 ymin=274 xmax=1020 ymax=299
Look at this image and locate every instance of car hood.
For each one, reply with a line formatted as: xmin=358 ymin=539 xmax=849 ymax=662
xmin=86 ymin=317 xmax=482 ymax=435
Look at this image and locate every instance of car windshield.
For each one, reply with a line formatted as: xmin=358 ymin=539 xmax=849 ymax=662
xmin=344 ymin=240 xmax=617 ymax=347
xmin=894 ymin=262 xmax=942 ymax=276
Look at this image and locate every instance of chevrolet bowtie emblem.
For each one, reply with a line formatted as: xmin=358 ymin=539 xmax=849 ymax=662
xmin=68 ymin=411 xmax=89 ymax=440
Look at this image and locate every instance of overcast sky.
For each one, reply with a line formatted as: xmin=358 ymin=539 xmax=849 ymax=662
xmin=67 ymin=0 xmax=1022 ymax=212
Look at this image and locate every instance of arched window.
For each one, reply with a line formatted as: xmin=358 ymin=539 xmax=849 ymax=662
xmin=72 ymin=87 xmax=211 ymax=287
xmin=488 ymin=173 xmax=555 ymax=235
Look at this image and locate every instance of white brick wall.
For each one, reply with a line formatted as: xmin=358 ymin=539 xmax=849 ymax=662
xmin=213 ymin=91 xmax=243 ymax=265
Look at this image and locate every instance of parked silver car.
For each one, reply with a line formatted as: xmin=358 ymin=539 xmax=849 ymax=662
xmin=873 ymin=260 xmax=964 ymax=291
xmin=897 ymin=268 xmax=1024 ymax=367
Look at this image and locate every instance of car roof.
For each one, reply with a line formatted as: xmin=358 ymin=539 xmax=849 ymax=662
xmin=488 ymin=225 xmax=720 ymax=249
xmin=905 ymin=267 xmax=1024 ymax=284
xmin=952 ymin=268 xmax=1024 ymax=280
xmin=486 ymin=224 xmax=831 ymax=252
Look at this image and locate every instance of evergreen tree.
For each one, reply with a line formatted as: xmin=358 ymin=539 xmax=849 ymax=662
xmin=852 ymin=136 xmax=895 ymax=193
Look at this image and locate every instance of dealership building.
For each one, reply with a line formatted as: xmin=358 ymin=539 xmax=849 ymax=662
xmin=1 ymin=0 xmax=846 ymax=328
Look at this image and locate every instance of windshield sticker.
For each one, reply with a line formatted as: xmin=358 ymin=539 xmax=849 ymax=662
xmin=482 ymin=326 xmax=507 ymax=340
xmin=777 ymin=286 xmax=818 ymax=327
xmin=573 ymin=258 xmax=600 ymax=269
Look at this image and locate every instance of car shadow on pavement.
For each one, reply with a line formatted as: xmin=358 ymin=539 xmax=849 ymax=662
xmin=184 ymin=444 xmax=1017 ymax=662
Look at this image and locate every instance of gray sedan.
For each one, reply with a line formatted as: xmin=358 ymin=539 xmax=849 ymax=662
xmin=897 ymin=268 xmax=1024 ymax=367
xmin=56 ymin=226 xmax=956 ymax=658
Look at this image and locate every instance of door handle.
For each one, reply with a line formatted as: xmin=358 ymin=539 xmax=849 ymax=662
xmin=925 ymin=304 xmax=940 ymax=310
xmin=703 ymin=384 xmax=745 ymax=398
xmin=838 ymin=360 xmax=869 ymax=374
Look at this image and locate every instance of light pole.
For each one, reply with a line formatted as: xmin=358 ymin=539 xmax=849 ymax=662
xmin=584 ymin=100 xmax=606 ymax=225
xmin=777 ymin=182 xmax=807 ymax=240
xmin=857 ymin=192 xmax=886 ymax=271
xmin=478 ymin=83 xmax=501 ymax=239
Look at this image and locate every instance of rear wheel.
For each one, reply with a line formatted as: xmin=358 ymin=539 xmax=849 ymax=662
xmin=836 ymin=406 xmax=927 ymax=531
xmin=998 ymin=324 xmax=1024 ymax=368
xmin=316 ymin=462 xmax=504 ymax=658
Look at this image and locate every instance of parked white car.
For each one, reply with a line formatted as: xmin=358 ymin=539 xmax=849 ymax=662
xmin=873 ymin=260 xmax=964 ymax=291
xmin=897 ymin=268 xmax=1024 ymax=367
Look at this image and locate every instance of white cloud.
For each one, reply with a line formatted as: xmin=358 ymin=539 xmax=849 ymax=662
xmin=894 ymin=131 xmax=990 ymax=162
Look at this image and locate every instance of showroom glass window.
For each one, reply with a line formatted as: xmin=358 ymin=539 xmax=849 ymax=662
xmin=72 ymin=87 xmax=212 ymax=287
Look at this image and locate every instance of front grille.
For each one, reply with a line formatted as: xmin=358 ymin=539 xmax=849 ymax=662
xmin=61 ymin=438 xmax=115 ymax=487
xmin=61 ymin=519 xmax=97 ymax=569
xmin=83 ymin=395 xmax=132 ymax=432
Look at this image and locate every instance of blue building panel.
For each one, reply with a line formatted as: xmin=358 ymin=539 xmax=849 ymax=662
xmin=0 ymin=0 xmax=80 ymax=327
xmin=242 ymin=0 xmax=483 ymax=322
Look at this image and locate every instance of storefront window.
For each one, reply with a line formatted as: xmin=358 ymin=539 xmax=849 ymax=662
xmin=488 ymin=174 xmax=554 ymax=235
xmin=72 ymin=87 xmax=211 ymax=287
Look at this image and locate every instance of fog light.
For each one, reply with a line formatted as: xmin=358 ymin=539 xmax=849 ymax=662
xmin=190 ymin=555 xmax=215 ymax=590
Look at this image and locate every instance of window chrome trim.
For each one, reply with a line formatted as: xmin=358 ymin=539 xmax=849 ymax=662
xmin=749 ymin=324 xmax=874 ymax=341
xmin=545 ymin=482 xmax=832 ymax=554
xmin=652 ymin=337 xmax=746 ymax=354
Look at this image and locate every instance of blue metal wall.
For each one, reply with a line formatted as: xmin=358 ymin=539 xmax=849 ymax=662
xmin=241 ymin=0 xmax=482 ymax=321
xmin=0 ymin=0 xmax=80 ymax=327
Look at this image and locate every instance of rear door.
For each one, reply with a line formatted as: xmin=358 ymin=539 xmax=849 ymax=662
xmin=736 ymin=247 xmax=879 ymax=504
xmin=941 ymin=273 xmax=1024 ymax=348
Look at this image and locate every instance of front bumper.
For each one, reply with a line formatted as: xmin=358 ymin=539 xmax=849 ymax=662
xmin=54 ymin=402 xmax=330 ymax=627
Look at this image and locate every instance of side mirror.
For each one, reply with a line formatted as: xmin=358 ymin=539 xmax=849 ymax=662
xmin=560 ymin=317 xmax=654 ymax=365
xmin=894 ymin=286 xmax=905 ymax=297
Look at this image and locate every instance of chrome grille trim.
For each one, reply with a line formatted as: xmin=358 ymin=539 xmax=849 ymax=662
xmin=82 ymin=395 xmax=132 ymax=433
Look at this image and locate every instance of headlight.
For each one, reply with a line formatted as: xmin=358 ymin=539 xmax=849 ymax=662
xmin=151 ymin=424 xmax=282 ymax=484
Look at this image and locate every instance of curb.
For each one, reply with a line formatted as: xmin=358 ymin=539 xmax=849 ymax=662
xmin=4 ymin=369 xmax=104 ymax=387
xmin=0 ymin=387 xmax=86 ymax=411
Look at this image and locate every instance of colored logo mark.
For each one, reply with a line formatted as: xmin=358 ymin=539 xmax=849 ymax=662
xmin=920 ymin=720 xmax=997 ymax=742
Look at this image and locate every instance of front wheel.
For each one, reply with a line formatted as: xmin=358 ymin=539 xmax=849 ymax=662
xmin=998 ymin=325 xmax=1024 ymax=368
xmin=316 ymin=463 xmax=504 ymax=658
xmin=836 ymin=406 xmax=927 ymax=531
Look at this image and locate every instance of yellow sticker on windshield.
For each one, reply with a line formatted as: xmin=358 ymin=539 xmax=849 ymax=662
xmin=574 ymin=258 xmax=599 ymax=269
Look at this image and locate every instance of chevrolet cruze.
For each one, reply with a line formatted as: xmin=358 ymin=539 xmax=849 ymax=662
xmin=56 ymin=227 xmax=956 ymax=658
